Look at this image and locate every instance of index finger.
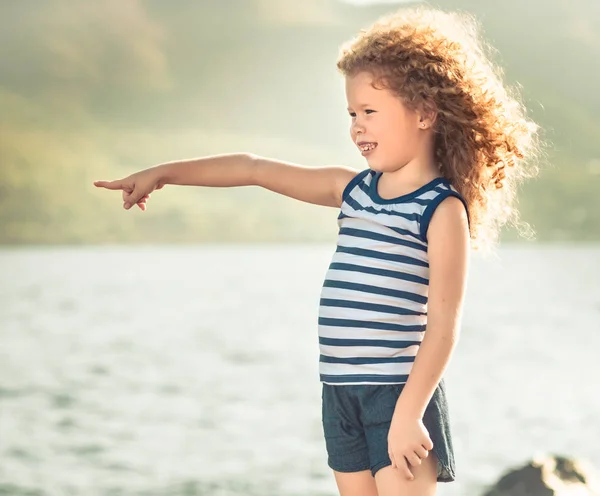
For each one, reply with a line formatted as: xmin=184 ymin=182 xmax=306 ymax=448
xmin=94 ymin=180 xmax=124 ymax=190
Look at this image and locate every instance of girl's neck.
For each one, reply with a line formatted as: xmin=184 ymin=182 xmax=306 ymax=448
xmin=379 ymin=149 xmax=440 ymax=197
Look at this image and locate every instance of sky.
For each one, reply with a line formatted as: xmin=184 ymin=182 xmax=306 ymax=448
xmin=342 ymin=0 xmax=415 ymax=4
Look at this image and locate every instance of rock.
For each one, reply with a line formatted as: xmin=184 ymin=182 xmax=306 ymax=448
xmin=482 ymin=454 xmax=600 ymax=496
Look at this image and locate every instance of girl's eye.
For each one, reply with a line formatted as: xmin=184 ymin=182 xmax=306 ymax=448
xmin=348 ymin=110 xmax=375 ymax=117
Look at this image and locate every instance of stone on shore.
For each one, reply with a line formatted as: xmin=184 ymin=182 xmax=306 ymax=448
xmin=482 ymin=454 xmax=600 ymax=496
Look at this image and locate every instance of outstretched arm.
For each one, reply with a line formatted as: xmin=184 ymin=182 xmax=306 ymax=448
xmin=94 ymin=153 xmax=358 ymax=210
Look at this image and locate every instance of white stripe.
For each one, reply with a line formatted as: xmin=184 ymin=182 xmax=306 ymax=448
xmin=352 ymin=187 xmax=374 ymax=205
xmin=321 ymin=287 xmax=427 ymax=314
xmin=386 ymin=201 xmax=425 ymax=216
xmin=341 ymin=217 xmax=428 ymax=248
xmin=319 ymin=360 xmax=414 ymax=376
xmin=329 ymin=251 xmax=429 ymax=280
xmin=324 ymin=270 xmax=427 ymax=297
xmin=322 ymin=381 xmax=404 ymax=385
xmin=418 ymin=190 xmax=439 ymax=201
xmin=331 ymin=247 xmax=429 ymax=274
xmin=318 ymin=325 xmax=424 ymax=342
xmin=319 ymin=305 xmax=425 ymax=324
xmin=418 ymin=186 xmax=451 ymax=201
xmin=320 ymin=284 xmax=426 ymax=311
xmin=319 ymin=344 xmax=420 ymax=358
xmin=348 ymin=189 xmax=425 ymax=216
xmin=337 ymin=234 xmax=428 ymax=263
xmin=340 ymin=202 xmax=422 ymax=235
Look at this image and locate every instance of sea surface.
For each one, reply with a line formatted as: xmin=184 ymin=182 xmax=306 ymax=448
xmin=1 ymin=244 xmax=599 ymax=495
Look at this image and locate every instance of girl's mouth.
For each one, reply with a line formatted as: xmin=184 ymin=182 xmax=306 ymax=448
xmin=357 ymin=142 xmax=378 ymax=156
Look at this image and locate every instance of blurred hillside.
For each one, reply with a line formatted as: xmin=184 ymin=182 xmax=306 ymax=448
xmin=1 ymin=0 xmax=599 ymax=244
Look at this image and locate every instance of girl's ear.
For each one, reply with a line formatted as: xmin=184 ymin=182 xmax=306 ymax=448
xmin=418 ymin=103 xmax=438 ymax=129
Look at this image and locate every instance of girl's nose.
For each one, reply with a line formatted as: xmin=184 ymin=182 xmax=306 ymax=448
xmin=352 ymin=122 xmax=365 ymax=137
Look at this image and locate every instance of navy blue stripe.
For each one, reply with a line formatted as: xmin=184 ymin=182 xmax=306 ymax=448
xmin=320 ymin=298 xmax=426 ymax=316
xmin=345 ymin=195 xmax=421 ymax=222
xmin=336 ymin=245 xmax=429 ymax=268
xmin=369 ymin=173 xmax=450 ymax=204
xmin=357 ymin=180 xmax=371 ymax=196
xmin=323 ymin=280 xmax=428 ymax=305
xmin=338 ymin=212 xmax=424 ymax=242
xmin=382 ymin=224 xmax=425 ymax=242
xmin=340 ymin=227 xmax=428 ymax=252
xmin=341 ymin=169 xmax=370 ymax=202
xmin=320 ymin=354 xmax=415 ymax=364
xmin=419 ymin=190 xmax=470 ymax=241
xmin=329 ymin=262 xmax=429 ymax=285
xmin=408 ymin=186 xmax=453 ymax=206
xmin=320 ymin=336 xmax=421 ymax=348
xmin=320 ymin=374 xmax=409 ymax=383
xmin=319 ymin=317 xmax=426 ymax=332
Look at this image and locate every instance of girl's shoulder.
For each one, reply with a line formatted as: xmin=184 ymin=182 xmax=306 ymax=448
xmin=341 ymin=169 xmax=374 ymax=202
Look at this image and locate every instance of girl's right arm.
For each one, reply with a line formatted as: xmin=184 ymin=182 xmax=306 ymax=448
xmin=94 ymin=153 xmax=358 ymax=210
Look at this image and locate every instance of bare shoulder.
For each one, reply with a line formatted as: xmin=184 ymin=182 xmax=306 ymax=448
xmin=427 ymin=196 xmax=470 ymax=253
xmin=331 ymin=166 xmax=361 ymax=206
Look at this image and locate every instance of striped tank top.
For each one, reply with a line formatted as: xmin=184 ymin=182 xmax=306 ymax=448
xmin=318 ymin=169 xmax=467 ymax=386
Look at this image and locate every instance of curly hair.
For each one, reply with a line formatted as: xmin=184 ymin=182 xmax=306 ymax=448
xmin=336 ymin=6 xmax=540 ymax=250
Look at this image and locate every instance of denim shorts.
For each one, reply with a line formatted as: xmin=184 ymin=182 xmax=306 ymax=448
xmin=321 ymin=378 xmax=456 ymax=481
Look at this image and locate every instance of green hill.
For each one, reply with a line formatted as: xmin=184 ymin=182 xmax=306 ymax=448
xmin=1 ymin=0 xmax=598 ymax=244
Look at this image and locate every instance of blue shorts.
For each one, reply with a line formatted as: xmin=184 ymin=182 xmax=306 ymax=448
xmin=321 ymin=378 xmax=456 ymax=480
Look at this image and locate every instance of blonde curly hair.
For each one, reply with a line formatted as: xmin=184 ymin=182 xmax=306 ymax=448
xmin=337 ymin=6 xmax=540 ymax=250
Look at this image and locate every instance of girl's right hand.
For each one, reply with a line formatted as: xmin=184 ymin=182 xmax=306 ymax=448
xmin=94 ymin=168 xmax=165 ymax=211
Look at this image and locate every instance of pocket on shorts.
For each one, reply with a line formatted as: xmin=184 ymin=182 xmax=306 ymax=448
xmin=360 ymin=385 xmax=402 ymax=427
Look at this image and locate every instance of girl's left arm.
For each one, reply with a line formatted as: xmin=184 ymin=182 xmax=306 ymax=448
xmin=394 ymin=196 xmax=470 ymax=419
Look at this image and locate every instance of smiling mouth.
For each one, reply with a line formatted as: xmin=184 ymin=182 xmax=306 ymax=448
xmin=357 ymin=142 xmax=378 ymax=154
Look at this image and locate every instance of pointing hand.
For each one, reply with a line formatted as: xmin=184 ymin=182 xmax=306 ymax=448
xmin=94 ymin=169 xmax=164 ymax=211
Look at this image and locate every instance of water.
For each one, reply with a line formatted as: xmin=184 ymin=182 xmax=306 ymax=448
xmin=1 ymin=245 xmax=599 ymax=495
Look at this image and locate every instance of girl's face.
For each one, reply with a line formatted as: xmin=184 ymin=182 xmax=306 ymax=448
xmin=345 ymin=71 xmax=423 ymax=173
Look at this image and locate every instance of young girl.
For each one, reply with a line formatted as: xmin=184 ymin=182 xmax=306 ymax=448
xmin=94 ymin=6 xmax=538 ymax=496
